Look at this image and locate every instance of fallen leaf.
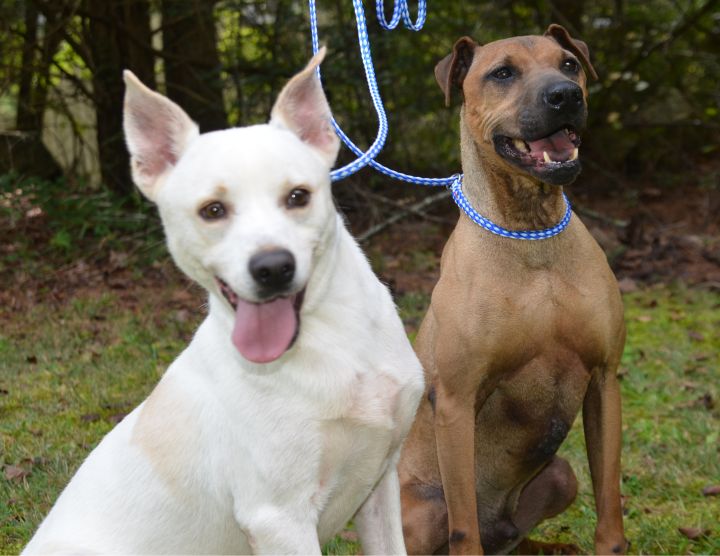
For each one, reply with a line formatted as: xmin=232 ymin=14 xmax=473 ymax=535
xmin=702 ymin=485 xmax=720 ymax=496
xmin=107 ymin=276 xmax=131 ymax=289
xmin=171 ymin=289 xmax=196 ymax=303
xmin=618 ymin=277 xmax=638 ymax=293
xmin=4 ymin=465 xmax=30 ymax=481
xmin=678 ymin=527 xmax=709 ymax=540
xmin=175 ymin=309 xmax=190 ymax=323
xmin=81 ymin=413 xmax=101 ymax=423
xmin=698 ymin=393 xmax=715 ymax=410
xmin=685 ymin=365 xmax=709 ymax=376
xmin=636 ymin=315 xmax=652 ymax=323
xmin=688 ymin=330 xmax=705 ymax=341
xmin=641 ymin=187 xmax=662 ymax=198
xmin=108 ymin=413 xmax=128 ymax=424
xmin=338 ymin=530 xmax=359 ymax=542
xmin=108 ymin=250 xmax=130 ymax=270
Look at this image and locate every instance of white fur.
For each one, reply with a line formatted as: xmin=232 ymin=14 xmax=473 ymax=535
xmin=24 ymin=50 xmax=424 ymax=555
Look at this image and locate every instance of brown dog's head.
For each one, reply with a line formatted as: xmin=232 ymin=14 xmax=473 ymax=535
xmin=436 ymin=24 xmax=598 ymax=186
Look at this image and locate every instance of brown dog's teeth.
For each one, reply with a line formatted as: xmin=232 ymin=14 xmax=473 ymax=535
xmin=513 ymin=138 xmax=529 ymax=153
xmin=570 ymin=148 xmax=579 ymax=161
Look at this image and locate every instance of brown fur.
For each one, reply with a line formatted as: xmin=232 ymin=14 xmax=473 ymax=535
xmin=399 ymin=27 xmax=627 ymax=555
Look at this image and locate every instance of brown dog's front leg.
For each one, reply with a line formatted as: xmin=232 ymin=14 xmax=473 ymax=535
xmin=434 ymin=377 xmax=483 ymax=555
xmin=583 ymin=365 xmax=627 ymax=555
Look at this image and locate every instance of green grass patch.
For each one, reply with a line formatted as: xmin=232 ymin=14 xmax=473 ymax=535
xmin=535 ymin=284 xmax=720 ymax=555
xmin=0 ymin=291 xmax=197 ymax=552
xmin=1 ymin=284 xmax=718 ymax=554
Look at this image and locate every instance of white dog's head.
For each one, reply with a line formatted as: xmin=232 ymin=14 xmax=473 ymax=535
xmin=123 ymin=49 xmax=340 ymax=364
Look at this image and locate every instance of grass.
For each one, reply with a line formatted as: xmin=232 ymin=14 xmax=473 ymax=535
xmin=535 ymin=284 xmax=720 ymax=555
xmin=1 ymin=282 xmax=718 ymax=554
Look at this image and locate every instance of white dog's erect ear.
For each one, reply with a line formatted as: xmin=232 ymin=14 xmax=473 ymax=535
xmin=122 ymin=70 xmax=199 ymax=200
xmin=270 ymin=47 xmax=340 ymax=168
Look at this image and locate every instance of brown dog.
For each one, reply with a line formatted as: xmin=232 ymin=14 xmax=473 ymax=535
xmin=399 ymin=25 xmax=627 ymax=555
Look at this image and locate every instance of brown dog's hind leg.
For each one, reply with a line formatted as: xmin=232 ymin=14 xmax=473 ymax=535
xmin=509 ymin=456 xmax=580 ymax=554
xmin=401 ymin=482 xmax=449 ymax=555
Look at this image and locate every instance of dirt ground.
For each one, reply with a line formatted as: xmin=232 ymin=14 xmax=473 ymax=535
xmin=363 ymin=180 xmax=720 ymax=301
xmin=1 ymin=177 xmax=719 ymax=320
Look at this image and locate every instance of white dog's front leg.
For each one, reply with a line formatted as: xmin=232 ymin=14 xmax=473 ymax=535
xmin=241 ymin=505 xmax=320 ymax=555
xmin=354 ymin=462 xmax=407 ymax=556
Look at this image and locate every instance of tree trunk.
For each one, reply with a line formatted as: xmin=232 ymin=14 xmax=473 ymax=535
xmin=549 ymin=0 xmax=585 ymax=35
xmin=123 ymin=0 xmax=156 ymax=89
xmin=161 ymin=0 xmax=226 ymax=131
xmin=84 ymin=0 xmax=132 ymax=195
xmin=16 ymin=2 xmax=39 ymax=131
xmin=15 ymin=1 xmax=64 ymax=178
xmin=17 ymin=2 xmax=64 ymax=131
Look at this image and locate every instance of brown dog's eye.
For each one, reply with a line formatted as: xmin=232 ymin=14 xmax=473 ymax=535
xmin=199 ymin=201 xmax=227 ymax=221
xmin=287 ymin=188 xmax=311 ymax=209
xmin=561 ymin=59 xmax=580 ymax=74
xmin=489 ymin=66 xmax=514 ymax=80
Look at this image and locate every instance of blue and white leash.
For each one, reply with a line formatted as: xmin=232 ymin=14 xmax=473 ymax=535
xmin=309 ymin=0 xmax=454 ymax=186
xmin=308 ymin=0 xmax=572 ymax=239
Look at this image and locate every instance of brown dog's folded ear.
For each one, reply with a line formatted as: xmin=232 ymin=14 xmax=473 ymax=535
xmin=435 ymin=36 xmax=479 ymax=107
xmin=544 ymin=24 xmax=599 ymax=81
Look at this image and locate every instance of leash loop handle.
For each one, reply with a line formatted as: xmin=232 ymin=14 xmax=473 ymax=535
xmin=376 ymin=0 xmax=427 ymax=31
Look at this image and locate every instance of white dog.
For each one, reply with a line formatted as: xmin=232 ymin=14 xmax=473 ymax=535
xmin=23 ymin=49 xmax=424 ymax=555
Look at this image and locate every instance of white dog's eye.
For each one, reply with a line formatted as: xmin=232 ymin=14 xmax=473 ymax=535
xmin=286 ymin=188 xmax=311 ymax=209
xmin=199 ymin=201 xmax=227 ymax=221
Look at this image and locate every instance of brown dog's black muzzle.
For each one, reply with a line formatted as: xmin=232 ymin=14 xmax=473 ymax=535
xmin=543 ymin=81 xmax=583 ymax=112
xmin=522 ymin=78 xmax=587 ymax=140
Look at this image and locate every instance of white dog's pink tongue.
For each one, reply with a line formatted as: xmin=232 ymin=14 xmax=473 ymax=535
xmin=231 ymin=297 xmax=297 ymax=363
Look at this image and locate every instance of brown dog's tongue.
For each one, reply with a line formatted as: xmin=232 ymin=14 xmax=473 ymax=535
xmin=527 ymin=130 xmax=575 ymax=161
xmin=231 ymin=297 xmax=297 ymax=363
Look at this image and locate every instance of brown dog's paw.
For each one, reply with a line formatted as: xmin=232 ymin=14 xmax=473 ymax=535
xmin=515 ymin=538 xmax=582 ymax=555
xmin=594 ymin=537 xmax=630 ymax=555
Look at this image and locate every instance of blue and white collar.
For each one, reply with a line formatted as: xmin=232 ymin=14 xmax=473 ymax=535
xmin=449 ymin=175 xmax=572 ymax=240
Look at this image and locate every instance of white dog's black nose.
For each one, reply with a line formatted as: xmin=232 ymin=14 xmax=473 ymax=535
xmin=249 ymin=249 xmax=296 ymax=291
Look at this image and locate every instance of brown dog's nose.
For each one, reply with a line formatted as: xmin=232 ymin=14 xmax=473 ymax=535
xmin=249 ymin=249 xmax=295 ymax=291
xmin=543 ymin=81 xmax=583 ymax=111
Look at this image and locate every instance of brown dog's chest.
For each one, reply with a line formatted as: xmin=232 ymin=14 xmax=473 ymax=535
xmin=460 ymin=252 xmax=620 ymax=484
xmin=430 ymin=228 xmax=623 ymax=475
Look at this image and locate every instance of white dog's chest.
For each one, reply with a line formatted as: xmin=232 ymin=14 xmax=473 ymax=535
xmin=228 ymin=364 xmax=407 ymax=526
